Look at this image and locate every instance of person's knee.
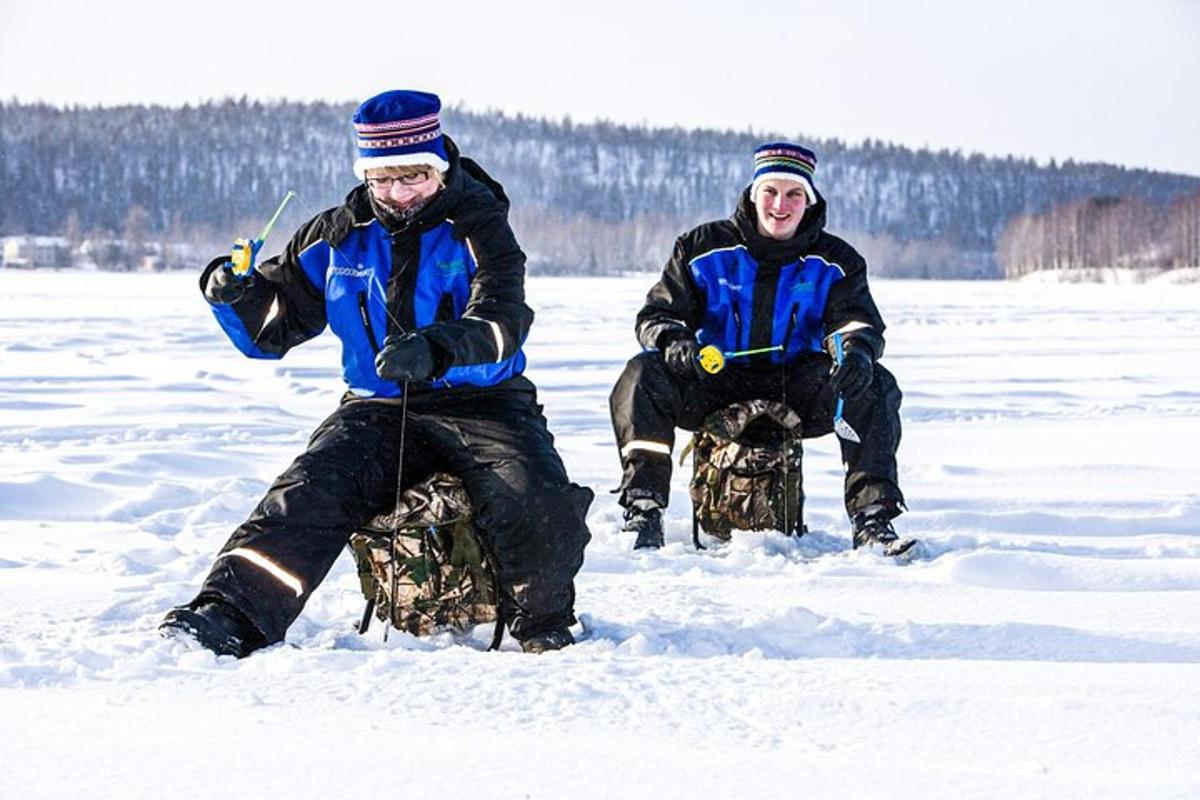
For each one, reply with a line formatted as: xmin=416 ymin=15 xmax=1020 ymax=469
xmin=627 ymin=349 xmax=665 ymax=375
xmin=260 ymin=454 xmax=366 ymax=525
xmin=475 ymin=483 xmax=592 ymax=571
xmin=474 ymin=491 xmax=525 ymax=544
xmin=610 ymin=351 xmax=670 ymax=406
xmin=873 ymin=364 xmax=902 ymax=408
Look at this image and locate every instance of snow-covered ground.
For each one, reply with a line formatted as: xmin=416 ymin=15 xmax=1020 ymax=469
xmin=1018 ymin=266 xmax=1200 ymax=285
xmin=1 ymin=271 xmax=1198 ymax=799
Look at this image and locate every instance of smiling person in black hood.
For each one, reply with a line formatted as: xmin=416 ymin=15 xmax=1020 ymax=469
xmin=610 ymin=143 xmax=910 ymax=555
xmin=160 ymin=90 xmax=592 ymax=657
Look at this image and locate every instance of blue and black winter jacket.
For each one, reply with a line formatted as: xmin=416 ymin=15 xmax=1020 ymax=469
xmin=635 ymin=189 xmax=887 ymax=365
xmin=200 ymin=140 xmax=533 ymax=399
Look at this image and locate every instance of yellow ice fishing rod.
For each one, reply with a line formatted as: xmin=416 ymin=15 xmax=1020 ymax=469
xmin=697 ymin=344 xmax=784 ymax=374
xmin=229 ymin=190 xmax=297 ymax=277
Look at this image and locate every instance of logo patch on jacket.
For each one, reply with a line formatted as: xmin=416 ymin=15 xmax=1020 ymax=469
xmin=434 ymin=258 xmax=467 ymax=276
xmin=330 ymin=264 xmax=373 ymax=279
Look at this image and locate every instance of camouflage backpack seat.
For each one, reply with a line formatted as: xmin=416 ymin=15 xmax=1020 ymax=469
xmin=684 ymin=399 xmax=805 ymax=545
xmin=348 ymin=472 xmax=499 ymax=638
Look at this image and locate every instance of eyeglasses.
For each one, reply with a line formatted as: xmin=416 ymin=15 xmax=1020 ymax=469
xmin=365 ymin=171 xmax=431 ymax=191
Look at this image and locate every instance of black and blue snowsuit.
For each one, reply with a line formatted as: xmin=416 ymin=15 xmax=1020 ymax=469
xmin=189 ymin=139 xmax=592 ymax=645
xmin=610 ymin=188 xmax=905 ymax=518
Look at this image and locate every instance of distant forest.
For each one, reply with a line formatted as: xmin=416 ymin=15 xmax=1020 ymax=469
xmin=998 ymin=192 xmax=1200 ymax=278
xmin=3 ymin=99 xmax=1199 ymax=278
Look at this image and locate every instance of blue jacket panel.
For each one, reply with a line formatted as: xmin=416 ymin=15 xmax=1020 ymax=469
xmin=412 ymin=223 xmax=526 ymax=390
xmin=296 ymin=222 xmax=392 ymax=397
xmin=771 ymin=255 xmax=847 ymax=356
xmin=688 ymin=245 xmax=844 ymax=363
xmin=282 ymin=219 xmax=525 ymax=398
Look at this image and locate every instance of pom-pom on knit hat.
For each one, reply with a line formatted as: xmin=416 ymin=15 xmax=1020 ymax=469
xmin=750 ymin=142 xmax=818 ymax=204
xmin=352 ymin=90 xmax=450 ymax=179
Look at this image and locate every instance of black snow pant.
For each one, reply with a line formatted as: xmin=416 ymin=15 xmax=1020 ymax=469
xmin=609 ymin=350 xmax=904 ymax=517
xmin=193 ymin=383 xmax=593 ymax=645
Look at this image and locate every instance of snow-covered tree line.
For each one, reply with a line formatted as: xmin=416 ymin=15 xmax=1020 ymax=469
xmin=3 ymin=99 xmax=1198 ymax=277
xmin=998 ymin=192 xmax=1200 ymax=278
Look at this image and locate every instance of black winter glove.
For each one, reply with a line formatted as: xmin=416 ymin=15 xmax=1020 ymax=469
xmin=375 ymin=333 xmax=437 ymax=383
xmin=203 ymin=258 xmax=252 ymax=305
xmin=830 ymin=340 xmax=875 ymax=400
xmin=662 ymin=334 xmax=704 ymax=380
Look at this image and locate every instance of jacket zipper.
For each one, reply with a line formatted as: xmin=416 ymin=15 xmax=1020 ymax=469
xmin=357 ymin=291 xmax=382 ymax=355
xmin=781 ymin=306 xmax=799 ymax=360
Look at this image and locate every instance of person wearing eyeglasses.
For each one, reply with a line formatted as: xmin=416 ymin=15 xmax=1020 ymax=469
xmin=161 ymin=90 xmax=592 ymax=658
xmin=610 ymin=143 xmax=910 ymax=555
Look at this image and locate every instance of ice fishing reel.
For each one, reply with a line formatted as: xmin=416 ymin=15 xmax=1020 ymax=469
xmin=229 ymin=238 xmax=262 ymax=277
xmin=227 ymin=190 xmax=297 ymax=278
xmin=698 ymin=345 xmax=726 ymax=374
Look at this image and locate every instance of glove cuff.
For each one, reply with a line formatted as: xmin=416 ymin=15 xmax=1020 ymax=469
xmin=656 ymin=327 xmax=695 ymax=351
xmin=826 ymin=329 xmax=883 ymax=362
xmin=199 ymin=256 xmax=227 ymax=300
xmin=201 ymin=256 xmax=252 ymax=304
xmin=425 ymin=337 xmax=452 ymax=380
xmin=841 ymin=336 xmax=876 ymax=363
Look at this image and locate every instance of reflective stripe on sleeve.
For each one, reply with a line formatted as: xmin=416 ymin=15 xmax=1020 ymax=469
xmin=219 ymin=547 xmax=304 ymax=597
xmin=260 ymin=296 xmax=281 ymax=331
xmin=464 ymin=315 xmax=506 ymax=362
xmin=825 ymin=321 xmax=872 ymax=339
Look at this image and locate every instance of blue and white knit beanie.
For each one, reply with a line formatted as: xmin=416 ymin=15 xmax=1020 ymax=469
xmin=352 ymin=90 xmax=450 ymax=179
xmin=750 ymin=142 xmax=818 ymax=204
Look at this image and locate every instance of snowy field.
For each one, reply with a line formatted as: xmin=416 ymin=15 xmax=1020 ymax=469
xmin=1 ymin=270 xmax=1198 ymax=799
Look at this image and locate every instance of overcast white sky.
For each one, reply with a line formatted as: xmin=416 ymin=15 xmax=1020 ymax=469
xmin=2 ymin=0 xmax=1197 ymax=175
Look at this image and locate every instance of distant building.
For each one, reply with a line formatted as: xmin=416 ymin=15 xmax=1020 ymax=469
xmin=73 ymin=239 xmax=199 ymax=271
xmin=3 ymin=235 xmax=199 ymax=271
xmin=139 ymin=242 xmax=196 ymax=272
xmin=2 ymin=236 xmax=72 ymax=269
xmin=76 ymin=239 xmax=133 ymax=271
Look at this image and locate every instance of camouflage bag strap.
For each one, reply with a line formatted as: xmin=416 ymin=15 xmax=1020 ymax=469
xmin=420 ymin=524 xmax=441 ymax=600
xmin=683 ymin=432 xmax=706 ymax=549
xmin=691 ymin=429 xmax=730 ymax=547
xmin=680 ymin=433 xmax=699 ymax=466
xmin=348 ymin=533 xmax=381 ymax=635
xmin=705 ymin=441 xmax=739 ymax=538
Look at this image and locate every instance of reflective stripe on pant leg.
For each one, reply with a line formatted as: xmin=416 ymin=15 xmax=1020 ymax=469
xmin=620 ymin=439 xmax=671 ymax=459
xmin=217 ymin=547 xmax=304 ymax=598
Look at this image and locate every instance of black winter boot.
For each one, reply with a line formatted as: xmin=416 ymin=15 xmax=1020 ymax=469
xmin=851 ymin=504 xmax=917 ymax=558
xmin=159 ymin=600 xmax=266 ymax=658
xmin=520 ymin=627 xmax=575 ymax=654
xmin=623 ymin=505 xmax=664 ymax=550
